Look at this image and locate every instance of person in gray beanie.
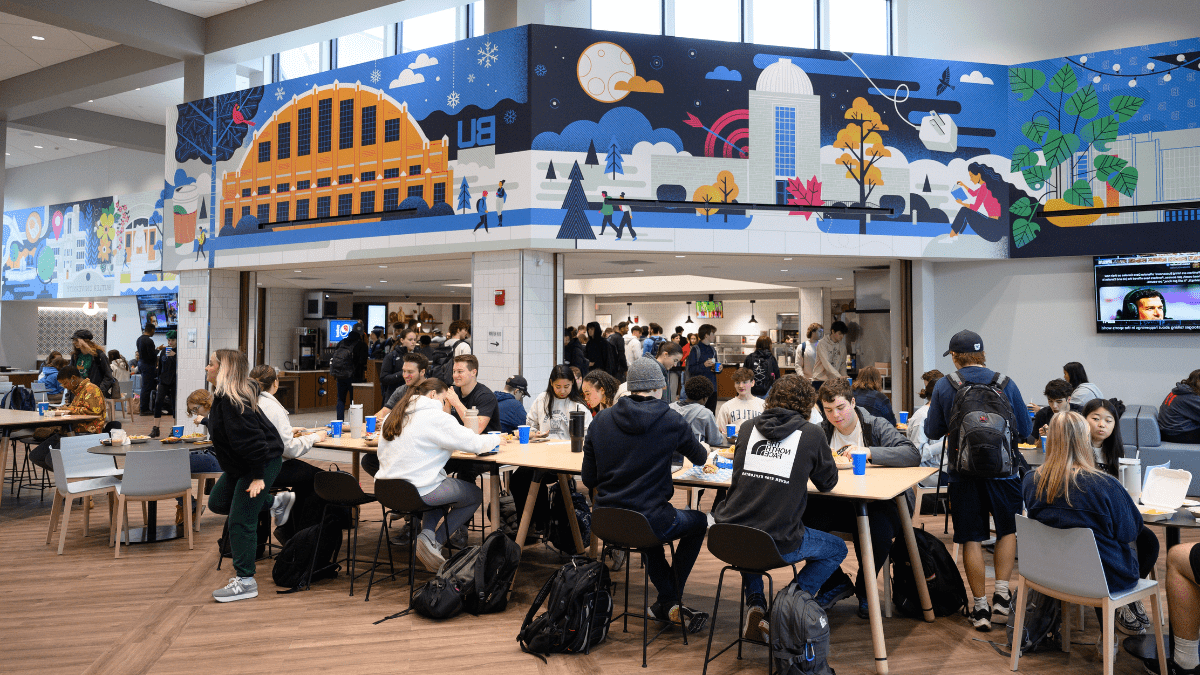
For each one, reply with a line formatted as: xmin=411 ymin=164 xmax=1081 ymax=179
xmin=582 ymin=357 xmax=712 ymax=633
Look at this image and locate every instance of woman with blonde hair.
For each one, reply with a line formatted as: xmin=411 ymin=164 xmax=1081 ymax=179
xmin=69 ymin=329 xmax=115 ymax=398
xmin=204 ymin=349 xmax=284 ymax=603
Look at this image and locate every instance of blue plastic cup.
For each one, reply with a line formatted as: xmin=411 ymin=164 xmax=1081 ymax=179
xmin=171 ymin=425 xmax=184 ymax=438
xmin=851 ymin=449 xmax=868 ymax=475
xmin=329 ymin=420 xmax=343 ymax=437
xmin=1040 ymin=435 xmax=1047 ymax=453
xmin=726 ymin=424 xmax=737 ymax=440
xmin=37 ymin=402 xmax=48 ymax=416
xmin=714 ymin=362 xmax=723 ymax=373
xmin=898 ymin=411 xmax=909 ymax=425
xmin=366 ymin=416 xmax=376 ymax=433
xmin=518 ymin=425 xmax=531 ymax=444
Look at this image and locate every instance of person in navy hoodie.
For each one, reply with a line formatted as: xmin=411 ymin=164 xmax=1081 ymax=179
xmin=495 ymin=375 xmax=529 ymax=433
xmin=686 ymin=323 xmax=719 ymax=414
xmin=582 ymin=357 xmax=711 ymax=633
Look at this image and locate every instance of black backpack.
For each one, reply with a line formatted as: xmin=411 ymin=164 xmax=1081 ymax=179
xmin=412 ymin=530 xmax=521 ymax=619
xmin=2 ymin=386 xmax=36 ymax=411
xmin=329 ymin=343 xmax=354 ymax=380
xmin=769 ymin=584 xmax=834 ymax=675
xmin=1006 ymin=588 xmax=1062 ymax=655
xmin=946 ymin=371 xmax=1018 ymax=478
xmin=427 ymin=339 xmax=468 ymax=384
xmin=546 ymin=478 xmax=591 ymax=556
xmin=743 ymin=351 xmax=777 ymax=396
xmin=888 ymin=528 xmax=967 ymax=618
xmin=516 ymin=556 xmax=613 ymax=661
xmin=272 ymin=515 xmax=343 ymax=591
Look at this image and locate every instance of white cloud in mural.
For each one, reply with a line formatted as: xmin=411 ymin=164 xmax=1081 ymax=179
xmin=389 ymin=69 xmax=425 ymax=88
xmin=408 ymin=53 xmax=438 ymax=69
xmin=959 ymin=70 xmax=994 ymax=85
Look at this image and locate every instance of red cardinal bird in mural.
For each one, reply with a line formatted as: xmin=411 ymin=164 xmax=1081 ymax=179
xmin=231 ymin=104 xmax=255 ymax=126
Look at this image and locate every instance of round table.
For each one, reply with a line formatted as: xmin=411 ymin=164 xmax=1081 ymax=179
xmin=88 ymin=438 xmax=214 ymax=543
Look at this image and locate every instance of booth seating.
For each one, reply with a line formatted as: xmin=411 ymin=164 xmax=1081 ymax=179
xmin=1122 ymin=404 xmax=1200 ymax=495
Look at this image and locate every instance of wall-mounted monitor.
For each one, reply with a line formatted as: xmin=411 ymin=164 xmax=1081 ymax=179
xmin=696 ymin=300 xmax=724 ymax=319
xmin=1095 ymin=253 xmax=1200 ymax=333
xmin=367 ymin=304 xmax=387 ymax=332
xmin=136 ymin=293 xmax=178 ymax=333
xmin=327 ymin=318 xmax=358 ymax=346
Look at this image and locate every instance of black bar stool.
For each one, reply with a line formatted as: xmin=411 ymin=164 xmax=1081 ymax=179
xmin=703 ymin=523 xmax=799 ymax=675
xmin=367 ymin=478 xmax=451 ymax=607
xmin=592 ymin=507 xmax=690 ymax=668
xmin=308 ymin=470 xmax=381 ymax=596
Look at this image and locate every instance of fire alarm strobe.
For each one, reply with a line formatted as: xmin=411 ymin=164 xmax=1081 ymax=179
xmin=188 ymin=300 xmax=197 ymax=312
xmin=495 ymin=289 xmax=505 ymax=306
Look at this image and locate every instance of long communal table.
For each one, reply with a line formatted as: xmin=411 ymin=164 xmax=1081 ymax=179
xmin=315 ymin=436 xmax=936 ymax=675
xmin=0 ymin=410 xmax=100 ymax=508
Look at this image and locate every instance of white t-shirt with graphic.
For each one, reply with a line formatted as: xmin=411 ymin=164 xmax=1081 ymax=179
xmin=830 ymin=419 xmax=864 ymax=454
xmin=525 ymin=392 xmax=590 ymax=440
xmin=716 ymin=396 xmax=765 ymax=431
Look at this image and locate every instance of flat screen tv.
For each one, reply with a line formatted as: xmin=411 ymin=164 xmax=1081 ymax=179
xmin=1095 ymin=253 xmax=1200 ymax=333
xmin=136 ymin=293 xmax=178 ymax=333
xmin=327 ymin=318 xmax=358 ymax=346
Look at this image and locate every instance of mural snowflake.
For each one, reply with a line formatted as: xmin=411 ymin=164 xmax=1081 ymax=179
xmin=447 ymin=91 xmax=460 ymax=109
xmin=504 ymin=110 xmax=517 ymax=124
xmin=275 ymin=86 xmax=285 ymax=101
xmin=370 ymin=68 xmax=382 ymax=84
xmin=478 ymin=41 xmax=499 ymax=68
xmin=534 ymin=64 xmax=547 ymax=76
xmin=468 ymin=73 xmax=475 ymax=83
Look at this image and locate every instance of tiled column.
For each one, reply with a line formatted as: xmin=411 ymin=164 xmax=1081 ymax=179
xmin=470 ymin=250 xmax=562 ymax=391
xmin=799 ymin=287 xmax=828 ymax=334
xmin=174 ymin=269 xmax=242 ymax=419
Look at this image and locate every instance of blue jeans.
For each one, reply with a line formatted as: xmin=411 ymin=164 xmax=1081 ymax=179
xmin=336 ymin=378 xmax=353 ymax=420
xmin=419 ymin=477 xmax=483 ymax=545
xmin=744 ymin=527 xmax=847 ymax=607
xmin=644 ymin=508 xmax=709 ymax=608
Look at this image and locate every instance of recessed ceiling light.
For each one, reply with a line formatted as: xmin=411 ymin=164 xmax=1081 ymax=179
xmin=379 ymin=280 xmax=387 ymax=283
xmin=33 ymin=145 xmax=42 ymax=149
xmin=135 ymin=88 xmax=140 ymax=91
xmin=784 ymin=258 xmax=793 ymax=260
xmin=378 ymin=265 xmax=387 ymax=268
xmin=68 ymin=138 xmax=77 ymax=141
xmin=836 ymin=277 xmax=843 ymax=280
xmin=88 ymin=99 xmax=93 ymax=103
xmin=31 ymin=35 xmax=44 ymax=41
xmin=294 ymin=270 xmax=302 ymax=273
xmin=675 ymin=255 xmax=686 ymax=258
xmin=634 ymin=268 xmax=644 ymax=272
xmin=781 ymin=269 xmax=788 ymax=272
xmin=366 ymin=285 xmax=372 ymax=288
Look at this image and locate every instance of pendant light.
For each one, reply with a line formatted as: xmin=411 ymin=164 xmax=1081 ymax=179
xmin=627 ymin=302 xmax=632 ymax=322
xmin=748 ymin=299 xmax=758 ymax=324
xmin=685 ymin=301 xmax=694 ymax=324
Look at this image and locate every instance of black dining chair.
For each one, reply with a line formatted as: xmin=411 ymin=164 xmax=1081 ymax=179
xmin=702 ymin=523 xmax=799 ymax=675
xmin=367 ymin=478 xmax=451 ymax=608
xmin=308 ymin=470 xmax=381 ymax=596
xmin=592 ymin=507 xmax=690 ymax=668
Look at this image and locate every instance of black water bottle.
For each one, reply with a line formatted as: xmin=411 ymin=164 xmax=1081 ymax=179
xmin=569 ymin=410 xmax=586 ymax=453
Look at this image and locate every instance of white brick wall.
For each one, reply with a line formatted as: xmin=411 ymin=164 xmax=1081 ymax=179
xmin=266 ymin=288 xmax=305 ymax=368
xmin=469 ymin=250 xmax=560 ymax=391
xmin=175 ymin=269 xmax=211 ymax=420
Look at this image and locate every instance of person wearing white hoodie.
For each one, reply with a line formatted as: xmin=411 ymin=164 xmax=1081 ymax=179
xmin=624 ymin=326 xmax=644 ymax=377
xmin=376 ymin=378 xmax=499 ymax=572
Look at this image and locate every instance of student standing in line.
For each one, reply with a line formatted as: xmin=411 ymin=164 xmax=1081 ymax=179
xmin=811 ymin=321 xmax=847 ymax=393
xmin=564 ymin=326 xmax=589 ymax=374
xmin=1158 ymin=369 xmax=1200 ymax=444
xmin=151 ymin=331 xmax=178 ymax=427
xmin=447 ymin=320 xmax=473 ymax=357
xmin=205 ymin=349 xmax=285 ymax=603
xmin=742 ymin=336 xmax=780 ymax=399
xmin=136 ymin=321 xmax=158 ymax=415
xmin=1064 ymin=361 xmax=1104 ymax=407
xmin=617 ymin=342 xmax=683 ymax=402
xmin=608 ymin=322 xmax=630 ymax=381
xmin=624 ymin=325 xmax=644 ymax=374
xmin=924 ymin=330 xmax=1032 ymax=631
xmin=332 ymin=323 xmax=368 ymax=421
xmin=799 ymin=323 xmax=822 ymax=380
xmin=584 ymin=322 xmax=612 ymax=376
xmin=716 ymin=368 xmax=765 ymax=432
xmin=642 ymin=322 xmax=667 ymax=357
xmin=685 ymin=324 xmax=719 ymax=414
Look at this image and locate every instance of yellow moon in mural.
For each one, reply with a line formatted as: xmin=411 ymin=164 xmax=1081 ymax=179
xmin=24 ymin=210 xmax=43 ymax=242
xmin=577 ymin=41 xmax=635 ymax=103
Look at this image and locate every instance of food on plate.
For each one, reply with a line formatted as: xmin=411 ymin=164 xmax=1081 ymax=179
xmin=717 ymin=448 xmax=735 ymax=459
xmin=702 ymin=463 xmax=718 ymax=474
xmin=161 ymin=437 xmax=182 ymax=444
xmin=501 ymin=433 xmax=516 ymax=442
xmin=292 ymin=428 xmax=306 ymax=438
xmin=896 ymin=423 xmax=907 ymax=431
xmin=182 ymin=432 xmax=206 ymax=439
xmin=192 ymin=439 xmax=211 ymax=444
xmin=128 ymin=435 xmax=150 ymax=440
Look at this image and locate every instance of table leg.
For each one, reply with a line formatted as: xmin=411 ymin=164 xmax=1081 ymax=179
xmin=557 ymin=474 xmax=586 ymax=556
xmin=487 ymin=466 xmax=501 ymax=537
xmin=147 ymin=501 xmax=159 ymax=543
xmin=588 ymin=488 xmax=599 ymax=558
xmin=895 ymin=494 xmax=936 ymax=623
xmin=351 ymin=451 xmax=361 ymax=482
xmin=1167 ymin=524 xmax=1180 ymax=550
xmin=856 ymin=501 xmax=888 ymax=675
xmin=0 ymin=431 xmax=10 ymax=508
xmin=513 ymin=477 xmax=543 ymax=548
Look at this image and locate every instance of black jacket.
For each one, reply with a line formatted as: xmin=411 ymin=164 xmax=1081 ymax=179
xmin=582 ymin=394 xmax=707 ymax=538
xmin=136 ymin=334 xmax=158 ymax=376
xmin=72 ymin=350 xmax=115 ymax=399
xmin=585 ymin=322 xmax=611 ymax=375
xmin=743 ymin=348 xmax=780 ymax=397
xmin=336 ymin=333 xmax=370 ymax=382
xmin=378 ymin=345 xmax=409 ymax=402
xmin=852 ymin=389 xmax=896 ymax=426
xmin=1027 ymin=402 xmax=1082 ymax=444
xmin=1159 ymin=383 xmax=1200 ymax=438
xmin=156 ymin=345 xmax=177 ymax=387
xmin=208 ymin=389 xmax=284 ymax=480
xmin=713 ymin=408 xmax=838 ymax=553
xmin=565 ymin=338 xmax=588 ymax=374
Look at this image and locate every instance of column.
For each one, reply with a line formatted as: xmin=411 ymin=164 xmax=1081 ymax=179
xmin=183 ymin=55 xmax=237 ymax=102
xmin=174 ymin=269 xmax=242 ymax=419
xmin=0 ymin=120 xmax=8 ymax=367
xmin=470 ymin=250 xmax=562 ymax=391
xmin=889 ymin=260 xmax=907 ymax=412
xmin=799 ymin=287 xmax=827 ymax=334
xmin=911 ymin=260 xmax=937 ymax=403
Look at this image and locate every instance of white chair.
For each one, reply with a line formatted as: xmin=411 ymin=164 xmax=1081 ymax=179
xmin=1009 ymin=515 xmax=1167 ymax=675
xmin=46 ymin=448 xmax=120 ymax=555
xmin=113 ymin=449 xmax=194 ymax=557
xmin=30 ymin=381 xmax=50 ymax=403
xmin=191 ymin=471 xmax=223 ymax=532
xmin=58 ymin=435 xmax=121 ymax=479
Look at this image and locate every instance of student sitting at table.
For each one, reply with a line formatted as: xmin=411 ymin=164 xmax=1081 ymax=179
xmin=1064 ymin=361 xmax=1104 ymax=407
xmin=375 ymin=378 xmax=499 ymax=572
xmin=581 ymin=369 xmax=619 ymax=415
xmin=582 ymin=357 xmax=712 ymax=633
xmin=908 ymin=369 xmax=945 ymax=488
xmin=1026 ymin=378 xmax=1081 ymax=444
xmin=669 ymin=376 xmax=723 ymax=447
xmin=495 ymin=375 xmax=530 ymax=432
xmin=362 ymin=353 xmax=430 ymax=478
xmin=1138 ymin=542 xmax=1200 ymax=675
xmin=850 ymin=366 xmax=896 ymax=426
xmin=179 ymin=389 xmax=224 ymax=524
xmin=805 ymin=377 xmax=919 ymax=619
xmin=716 ymin=368 xmax=765 ymax=433
xmin=1158 ymin=369 xmax=1200 ymax=444
xmin=29 ymin=365 xmax=110 ymax=472
xmin=37 ymin=355 xmax=67 ymax=396
xmin=712 ymin=374 xmax=845 ymax=641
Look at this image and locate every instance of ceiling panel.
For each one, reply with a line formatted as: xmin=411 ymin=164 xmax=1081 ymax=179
xmin=147 ymin=0 xmax=265 ymax=18
xmin=73 ymin=78 xmax=185 ymax=125
xmin=0 ymin=12 xmax=118 ymax=81
xmin=4 ymin=129 xmax=113 ymax=170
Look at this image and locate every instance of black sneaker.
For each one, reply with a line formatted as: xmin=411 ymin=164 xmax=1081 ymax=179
xmin=1142 ymin=657 xmax=1200 ymax=675
xmin=670 ymin=604 xmax=710 ymax=634
xmin=970 ymin=605 xmax=992 ymax=631
xmin=815 ymin=580 xmax=856 ymax=610
xmin=149 ymin=426 xmax=160 ymax=438
xmin=857 ymin=598 xmax=869 ymax=620
xmin=991 ymin=592 xmax=1011 ymax=617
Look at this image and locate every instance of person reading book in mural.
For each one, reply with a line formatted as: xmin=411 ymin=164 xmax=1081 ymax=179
xmin=195 ymin=223 xmax=207 ymax=261
xmin=948 ymin=162 xmax=1008 ymax=243
xmin=616 ymin=191 xmax=637 ymax=241
xmin=598 ymin=191 xmax=615 ymax=235
xmin=474 ymin=190 xmax=489 ymax=233
xmin=495 ymin=180 xmax=507 ymax=226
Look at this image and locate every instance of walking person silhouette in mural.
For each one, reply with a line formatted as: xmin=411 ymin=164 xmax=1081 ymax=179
xmin=947 ymin=162 xmax=1010 ymax=243
xmin=615 ymin=192 xmax=637 ymax=241
xmin=495 ymin=180 xmax=507 ymax=226
xmin=598 ymin=191 xmax=616 ymax=235
xmin=474 ymin=190 xmax=490 ymax=233
xmin=195 ymin=224 xmax=207 ymax=261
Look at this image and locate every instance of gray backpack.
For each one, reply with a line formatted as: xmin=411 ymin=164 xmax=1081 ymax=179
xmin=770 ymin=585 xmax=834 ymax=675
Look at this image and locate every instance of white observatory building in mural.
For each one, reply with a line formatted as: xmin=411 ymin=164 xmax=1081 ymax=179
xmin=748 ymin=57 xmax=822 ymax=205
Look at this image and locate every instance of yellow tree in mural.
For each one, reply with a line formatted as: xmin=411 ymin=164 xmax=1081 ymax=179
xmin=834 ymin=97 xmax=891 ymax=231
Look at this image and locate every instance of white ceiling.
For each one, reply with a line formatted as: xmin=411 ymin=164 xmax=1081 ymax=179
xmin=147 ymin=0 xmax=266 ymax=18
xmin=74 ymin=78 xmax=185 ymax=125
xmin=5 ymin=129 xmax=113 ymax=169
xmin=0 ymin=12 xmax=117 ymax=81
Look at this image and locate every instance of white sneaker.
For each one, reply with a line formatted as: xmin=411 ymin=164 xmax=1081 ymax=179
xmin=416 ymin=533 xmax=447 ymax=573
xmin=213 ymin=576 xmax=258 ymax=602
xmin=270 ymin=491 xmax=296 ymax=527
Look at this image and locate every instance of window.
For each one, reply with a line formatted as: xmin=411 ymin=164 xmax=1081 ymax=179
xmin=258 ymin=185 xmax=271 ymax=195
xmin=361 ymin=171 xmax=376 ymax=182
xmin=774 ymin=106 xmax=795 ymax=177
xmin=383 ymin=188 xmax=399 ymax=211
xmin=339 ymin=99 xmax=354 ymax=150
xmin=470 ymin=1 xmax=485 ymax=38
xmin=278 ymin=42 xmax=320 ymax=81
xmin=337 ymin=193 xmax=353 ymax=216
xmin=338 ymin=173 xmax=353 ymax=185
xmin=433 ymin=182 xmax=445 ymax=203
xmin=297 ymin=180 xmax=311 ymax=190
xmin=384 ymin=118 xmax=400 ymax=143
xmin=257 ymin=203 xmax=271 ymax=224
xmin=317 ymin=99 xmax=332 ymax=153
xmin=258 ymin=141 xmax=271 ymax=163
xmin=592 ymin=0 xmax=661 ymax=35
xmin=241 ymin=188 xmax=252 ymax=198
xmin=297 ymin=108 xmax=311 ymax=156
xmin=401 ymin=7 xmax=456 ymax=53
xmin=829 ymin=0 xmax=889 ymax=55
xmin=752 ymin=0 xmax=815 ymax=49
xmin=224 ymin=208 xmax=233 ymax=229
xmin=317 ymin=177 xmax=331 ymax=188
xmin=241 ymin=206 xmax=251 ymax=217
xmin=236 ymin=57 xmax=266 ymax=90
xmin=336 ymin=26 xmax=386 ymax=68
xmin=277 ymin=182 xmax=290 ymax=192
xmin=408 ymin=164 xmax=421 ymax=176
xmin=360 ymin=191 xmax=375 ymax=214
xmin=276 ymin=201 xmax=290 ymax=222
xmin=407 ymin=185 xmax=424 ymax=199
xmin=383 ymin=167 xmax=400 ymax=179
xmin=361 ymin=105 xmax=376 ymax=146
xmin=296 ymin=199 xmax=310 ymax=220
xmin=674 ymin=0 xmax=739 ymax=42
xmin=776 ymin=180 xmax=788 ymax=206
xmin=316 ymin=196 xmax=331 ymax=218
xmin=277 ymin=122 xmax=291 ymax=159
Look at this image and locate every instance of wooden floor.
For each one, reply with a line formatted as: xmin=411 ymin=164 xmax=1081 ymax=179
xmin=2 ymin=413 xmax=1193 ymax=675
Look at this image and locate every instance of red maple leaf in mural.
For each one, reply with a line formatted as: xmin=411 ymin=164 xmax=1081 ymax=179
xmin=786 ymin=176 xmax=824 ymax=219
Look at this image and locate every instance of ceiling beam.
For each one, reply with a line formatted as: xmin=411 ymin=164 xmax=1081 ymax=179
xmin=0 ymin=0 xmax=204 ymax=59
xmin=9 ymin=108 xmax=164 ymax=154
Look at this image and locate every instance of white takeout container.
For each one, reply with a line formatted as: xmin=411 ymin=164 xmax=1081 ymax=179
xmin=1139 ymin=467 xmax=1192 ymax=520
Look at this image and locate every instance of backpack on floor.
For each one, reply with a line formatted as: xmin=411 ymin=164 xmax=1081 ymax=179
xmin=464 ymin=529 xmax=522 ymax=615
xmin=272 ymin=514 xmax=343 ymax=591
xmin=412 ymin=542 xmax=478 ymax=620
xmin=1006 ymin=588 xmax=1062 ymax=655
xmin=888 ymin=527 xmax=968 ymax=618
xmin=770 ymin=584 xmax=834 ymax=675
xmin=946 ymin=371 xmax=1018 ymax=478
xmin=546 ymin=478 xmax=591 ymax=556
xmin=516 ymin=556 xmax=613 ymax=661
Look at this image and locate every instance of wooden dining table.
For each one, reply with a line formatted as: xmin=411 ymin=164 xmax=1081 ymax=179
xmin=0 ymin=409 xmax=100 ymax=508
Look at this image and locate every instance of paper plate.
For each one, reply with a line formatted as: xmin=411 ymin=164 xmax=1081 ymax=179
xmin=1182 ymin=499 xmax=1200 ymax=507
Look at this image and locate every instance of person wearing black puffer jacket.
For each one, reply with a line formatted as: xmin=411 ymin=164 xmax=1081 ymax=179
xmin=204 ymin=349 xmax=285 ymax=603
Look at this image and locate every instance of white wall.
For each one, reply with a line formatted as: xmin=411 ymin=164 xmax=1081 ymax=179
xmin=898 ymin=0 xmax=1200 ymax=64
xmin=2 ymin=148 xmax=163 ymax=211
xmin=922 ymin=256 xmax=1200 ymax=408
xmin=1 ymin=302 xmax=40 ymax=368
xmin=597 ymin=297 xmax=799 ymax=339
xmin=267 ymin=288 xmax=305 ymax=368
xmin=108 ymin=295 xmax=165 ymax=362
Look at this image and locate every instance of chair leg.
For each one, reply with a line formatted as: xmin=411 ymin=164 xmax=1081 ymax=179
xmin=57 ymin=493 xmax=75 ymax=555
xmin=882 ymin=555 xmax=892 ymax=618
xmin=1102 ymin=598 xmax=1116 ymax=675
xmin=183 ymin=492 xmax=194 ymax=550
xmin=702 ymin=566 xmax=727 ymax=675
xmin=642 ymin=553 xmax=650 ymax=668
xmin=348 ymin=506 xmax=359 ymax=597
xmin=365 ymin=513 xmax=387 ymax=602
xmin=113 ymin=495 xmax=125 ymax=558
xmin=46 ymin=492 xmax=63 ymax=544
xmin=1147 ymin=591 xmax=1168 ymax=675
xmin=1061 ymin=589 xmax=1072 ymax=654
xmin=1009 ymin=578 xmax=1029 ymax=671
xmin=84 ymin=494 xmax=92 ymax=537
xmin=193 ymin=479 xmax=204 ymax=532
xmin=303 ymin=505 xmax=330 ymax=591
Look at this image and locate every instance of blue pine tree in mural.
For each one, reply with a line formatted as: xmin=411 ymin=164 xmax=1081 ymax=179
xmin=457 ymin=177 xmax=471 ymax=214
xmin=556 ymin=161 xmax=595 ymax=240
xmin=605 ymin=136 xmax=623 ymax=180
xmin=174 ymin=87 xmax=265 ymax=248
xmin=83 ymin=202 xmax=100 ymax=269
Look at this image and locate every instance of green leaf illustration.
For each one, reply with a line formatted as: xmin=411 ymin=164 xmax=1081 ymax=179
xmin=1109 ymin=166 xmax=1139 ymax=196
xmin=1009 ymin=67 xmax=1047 ymax=102
xmin=1064 ymin=179 xmax=1094 ymax=207
xmin=1022 ymin=164 xmax=1051 ymax=189
xmin=1041 ymin=130 xmax=1079 ymax=168
xmin=1022 ymin=116 xmax=1050 ymax=144
xmin=1009 ymin=196 xmax=1035 ymax=218
xmin=1065 ymin=84 xmax=1099 ymax=119
xmin=1011 ymin=145 xmax=1036 ymax=172
xmin=1082 ymin=116 xmax=1119 ymax=151
xmin=1048 ymin=63 xmax=1078 ymax=94
xmin=1013 ymin=218 xmax=1041 ymax=248
xmin=1093 ymin=154 xmax=1128 ymax=177
xmin=1108 ymin=95 xmax=1145 ymax=122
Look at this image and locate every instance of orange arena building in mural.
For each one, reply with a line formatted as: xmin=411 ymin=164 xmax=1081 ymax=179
xmin=220 ymin=81 xmax=453 ymax=232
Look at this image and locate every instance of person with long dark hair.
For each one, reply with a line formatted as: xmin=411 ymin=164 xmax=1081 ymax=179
xmin=1063 ymin=361 xmax=1103 ymax=406
xmin=581 ymin=369 xmax=619 ymax=414
xmin=526 ymin=364 xmax=591 ymax=439
xmin=584 ymin=321 xmax=612 ymax=376
xmin=850 ymin=365 xmax=896 ymax=425
xmin=909 ymin=369 xmax=945 ymax=486
xmin=1159 ymin=369 xmax=1200 ymax=444
xmin=949 ymin=162 xmax=1008 ymax=242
